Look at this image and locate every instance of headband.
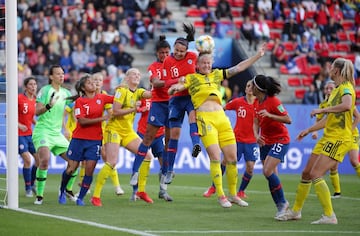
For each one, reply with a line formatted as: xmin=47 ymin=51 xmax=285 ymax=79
xmin=253 ymin=76 xmax=266 ymax=92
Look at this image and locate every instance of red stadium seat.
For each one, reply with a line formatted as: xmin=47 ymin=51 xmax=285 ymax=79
xmin=349 ymin=31 xmax=355 ymax=42
xmin=231 ymin=0 xmax=245 ymax=7
xmin=270 ymin=31 xmax=281 ymax=39
xmin=356 ymin=89 xmax=360 ymax=99
xmin=309 ymin=65 xmax=321 ymax=75
xmin=207 ymin=0 xmax=218 ymax=7
xmin=295 ymin=89 xmax=306 ymax=99
xmin=283 ymin=42 xmax=297 ymax=52
xmin=279 ymin=65 xmax=289 ymax=74
xmin=336 ymin=43 xmax=351 ymax=52
xmin=273 ymin=20 xmax=284 ymax=29
xmin=342 ymin=21 xmax=354 ymax=30
xmin=337 ymin=32 xmax=348 ymax=41
xmin=287 ymin=77 xmax=302 ymax=87
xmin=302 ymin=77 xmax=313 ymax=86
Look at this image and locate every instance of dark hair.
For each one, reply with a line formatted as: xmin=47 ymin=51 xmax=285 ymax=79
xmin=23 ymin=76 xmax=37 ymax=87
xmin=252 ymin=75 xmax=281 ymax=96
xmin=66 ymin=74 xmax=91 ymax=102
xmin=174 ymin=23 xmax=195 ymax=49
xmin=48 ymin=65 xmax=64 ymax=84
xmin=155 ymin=35 xmax=171 ymax=51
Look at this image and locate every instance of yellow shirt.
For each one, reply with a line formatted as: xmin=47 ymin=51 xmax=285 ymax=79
xmin=106 ymin=87 xmax=145 ymax=134
xmin=184 ymin=69 xmax=225 ymax=109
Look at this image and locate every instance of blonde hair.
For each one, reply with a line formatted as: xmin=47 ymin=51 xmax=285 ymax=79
xmin=333 ymin=58 xmax=355 ymax=86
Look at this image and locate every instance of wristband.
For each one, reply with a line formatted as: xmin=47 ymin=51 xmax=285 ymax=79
xmin=45 ymin=104 xmax=52 ymax=110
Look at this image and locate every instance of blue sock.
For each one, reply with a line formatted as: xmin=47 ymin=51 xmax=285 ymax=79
xmin=132 ymin=143 xmax=149 ymax=173
xmin=23 ymin=167 xmax=31 ymax=191
xmin=132 ymin=184 xmax=138 ymax=193
xmin=167 ymin=139 xmax=178 ymax=172
xmin=31 ymin=165 xmax=37 ymax=187
xmin=189 ymin=123 xmax=200 ymax=146
xmin=78 ymin=175 xmax=92 ymax=200
xmin=266 ymin=173 xmax=285 ymax=204
xmin=239 ymin=171 xmax=253 ymax=192
xmin=60 ymin=171 xmax=72 ymax=193
xmin=161 ymin=151 xmax=168 ymax=175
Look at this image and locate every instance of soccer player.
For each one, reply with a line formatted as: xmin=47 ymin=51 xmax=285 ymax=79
xmin=168 ymin=42 xmax=266 ymax=208
xmin=251 ymin=75 xmax=291 ymax=219
xmin=32 ymin=65 xmax=72 ymax=205
xmin=58 ymin=74 xmax=114 ymax=206
xmin=91 ymin=68 xmax=152 ymax=206
xmin=130 ymin=35 xmax=172 ymax=198
xmin=277 ymin=58 xmax=356 ymax=224
xmin=132 ymin=98 xmax=173 ymax=201
xmin=203 ymin=80 xmax=259 ymax=199
xmin=18 ymin=76 xmax=38 ymax=197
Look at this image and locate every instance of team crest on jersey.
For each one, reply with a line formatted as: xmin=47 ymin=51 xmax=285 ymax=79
xmin=187 ymin=59 xmax=193 ymax=65
xmin=96 ymin=99 xmax=101 ymax=104
xmin=74 ymin=108 xmax=80 ymax=116
xmin=277 ymin=104 xmax=285 ymax=113
xmin=115 ymin=91 xmax=121 ymax=99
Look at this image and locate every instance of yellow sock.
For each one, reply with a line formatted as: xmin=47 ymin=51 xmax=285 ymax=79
xmin=329 ymin=170 xmax=341 ymax=193
xmin=354 ymin=164 xmax=360 ymax=178
xmin=79 ymin=165 xmax=85 ymax=184
xmin=313 ymin=178 xmax=334 ymax=216
xmin=225 ymin=162 xmax=238 ymax=196
xmin=292 ymin=180 xmax=311 ymax=212
xmin=92 ymin=163 xmax=112 ymax=198
xmin=210 ymin=160 xmax=224 ymax=197
xmin=110 ymin=168 xmax=120 ymax=187
xmin=138 ymin=160 xmax=150 ymax=192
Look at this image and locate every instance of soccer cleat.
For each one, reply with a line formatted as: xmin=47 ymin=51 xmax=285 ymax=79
xmin=275 ymin=209 xmax=302 ymax=221
xmin=130 ymin=192 xmax=140 ymax=202
xmin=65 ymin=189 xmax=77 ymax=202
xmin=130 ymin=172 xmax=139 ymax=186
xmin=331 ymin=192 xmax=341 ymax=199
xmin=228 ymin=195 xmax=249 ymax=207
xmin=237 ymin=191 xmax=248 ymax=199
xmin=218 ymin=195 xmax=232 ymax=208
xmin=275 ymin=201 xmax=289 ymax=218
xmin=203 ymin=186 xmax=216 ymax=198
xmin=136 ymin=191 xmax=154 ymax=204
xmin=115 ymin=186 xmax=125 ymax=195
xmin=58 ymin=191 xmax=67 ymax=205
xmin=192 ymin=144 xmax=202 ymax=157
xmin=76 ymin=198 xmax=85 ymax=206
xmin=90 ymin=197 xmax=102 ymax=207
xmin=164 ymin=171 xmax=175 ymax=184
xmin=25 ymin=189 xmax=33 ymax=197
xmin=311 ymin=214 xmax=338 ymax=225
xmin=159 ymin=190 xmax=173 ymax=202
xmin=34 ymin=196 xmax=43 ymax=205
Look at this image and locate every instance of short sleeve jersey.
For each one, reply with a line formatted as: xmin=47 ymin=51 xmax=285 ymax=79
xmin=162 ymin=51 xmax=197 ymax=97
xmin=33 ymin=85 xmax=72 ymax=135
xmin=73 ymin=93 xmax=114 ymax=140
xmin=148 ymin=61 xmax=169 ymax=101
xmin=254 ymin=96 xmax=290 ymax=144
xmin=65 ymin=102 xmax=76 ymax=134
xmin=324 ymin=81 xmax=355 ymax=140
xmin=137 ymin=98 xmax=165 ymax=137
xmin=225 ymin=96 xmax=256 ymax=143
xmin=101 ymin=90 xmax=113 ymax=130
xmin=184 ymin=69 xmax=224 ymax=109
xmin=106 ymin=86 xmax=145 ymax=133
xmin=18 ymin=93 xmax=36 ymax=136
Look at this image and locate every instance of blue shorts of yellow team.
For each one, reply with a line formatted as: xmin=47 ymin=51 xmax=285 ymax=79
xmin=312 ymin=136 xmax=353 ymax=163
xmin=237 ymin=142 xmax=259 ymax=162
xmin=19 ymin=135 xmax=36 ymax=155
xmin=138 ymin=132 xmax=164 ymax=158
xmin=67 ymin=138 xmax=102 ymax=162
xmin=260 ymin=143 xmax=289 ymax=163
xmin=196 ymin=110 xmax=235 ymax=148
xmin=169 ymin=95 xmax=194 ymax=128
xmin=103 ymin=128 xmax=139 ymax=147
xmin=148 ymin=101 xmax=169 ymax=128
xmin=32 ymin=132 xmax=69 ymax=156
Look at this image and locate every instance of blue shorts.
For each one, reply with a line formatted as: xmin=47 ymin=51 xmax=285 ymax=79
xmin=259 ymin=143 xmax=289 ymax=163
xmin=237 ymin=142 xmax=259 ymax=162
xmin=138 ymin=132 xmax=164 ymax=158
xmin=148 ymin=101 xmax=169 ymax=128
xmin=19 ymin=135 xmax=36 ymax=155
xmin=67 ymin=138 xmax=102 ymax=162
xmin=168 ymin=95 xmax=194 ymax=128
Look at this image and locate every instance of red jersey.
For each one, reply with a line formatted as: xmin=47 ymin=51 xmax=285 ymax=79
xmin=225 ymin=96 xmax=256 ymax=143
xmin=137 ymin=98 xmax=164 ymax=138
xmin=72 ymin=93 xmax=114 ymax=140
xmin=254 ymin=96 xmax=290 ymax=145
xmin=18 ymin=93 xmax=36 ymax=136
xmin=162 ymin=51 xmax=197 ymax=97
xmin=148 ymin=61 xmax=169 ymax=102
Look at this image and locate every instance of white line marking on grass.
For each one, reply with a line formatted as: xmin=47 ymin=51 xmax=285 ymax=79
xmin=146 ymin=230 xmax=360 ymax=234
xmin=13 ymin=208 xmax=159 ymax=236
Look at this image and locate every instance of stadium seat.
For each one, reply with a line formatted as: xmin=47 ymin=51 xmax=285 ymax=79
xmin=337 ymin=32 xmax=348 ymax=41
xmin=266 ymin=20 xmax=274 ymax=29
xmin=295 ymin=88 xmax=306 ymax=99
xmin=356 ymin=89 xmax=360 ymax=99
xmin=336 ymin=43 xmax=350 ymax=52
xmin=349 ymin=32 xmax=355 ymax=42
xmin=194 ymin=21 xmax=205 ymax=27
xmin=270 ymin=31 xmax=281 ymax=39
xmin=305 ymin=11 xmax=316 ymax=18
xmin=279 ymin=65 xmax=289 ymax=74
xmin=207 ymin=0 xmax=218 ymax=7
xmin=287 ymin=77 xmax=302 ymax=87
xmin=234 ymin=20 xmax=243 ymax=28
xmin=308 ymin=65 xmax=321 ymax=75
xmin=302 ymin=77 xmax=313 ymax=86
xmin=355 ymin=79 xmax=360 ymax=86
xmin=186 ymin=8 xmax=208 ymax=17
xmin=342 ymin=21 xmax=354 ymax=30
xmin=283 ymin=42 xmax=297 ymax=52
xmin=232 ymin=0 xmax=245 ymax=7
xmin=273 ymin=20 xmax=284 ymax=29
xmin=344 ymin=54 xmax=356 ymax=63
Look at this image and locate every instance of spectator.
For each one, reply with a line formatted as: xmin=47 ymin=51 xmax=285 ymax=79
xmin=241 ymin=16 xmax=255 ymax=50
xmin=71 ymin=42 xmax=90 ymax=72
xmin=115 ymin=5 xmax=128 ymax=22
xmin=114 ymin=43 xmax=134 ymax=72
xmin=32 ymin=20 xmax=48 ymax=48
xmin=104 ymin=48 xmax=116 ymax=67
xmin=130 ymin=11 xmax=149 ymax=49
xmin=242 ymin=0 xmax=257 ymax=20
xmin=351 ymin=27 xmax=360 ymax=52
xmin=281 ymin=16 xmax=299 ymax=42
xmin=103 ymin=23 xmax=120 ymax=45
xmin=314 ymin=2 xmax=330 ymax=35
xmin=92 ymin=56 xmax=107 ymax=74
xmin=119 ymin=18 xmax=131 ymax=45
xmin=253 ymin=14 xmax=270 ymax=50
xmin=316 ymin=35 xmax=330 ymax=66
xmin=202 ymin=11 xmax=215 ymax=34
xmin=293 ymin=34 xmax=316 ymax=65
xmin=355 ymin=53 xmax=360 ymax=78
xmin=18 ymin=20 xmax=33 ymax=48
xmin=257 ymin=0 xmax=272 ymax=20
xmin=91 ymin=24 xmax=105 ymax=45
xmin=302 ymin=84 xmax=319 ymax=105
xmin=215 ymin=0 xmax=233 ymax=21
xmin=60 ymin=48 xmax=73 ymax=75
xmin=18 ymin=41 xmax=28 ymax=66
xmin=272 ymin=0 xmax=285 ymax=21
xmin=94 ymin=34 xmax=109 ymax=57
xmin=190 ymin=0 xmax=208 ymax=10
xmin=28 ymin=45 xmax=46 ymax=70
xmin=46 ymin=44 xmax=61 ymax=66
xmin=324 ymin=17 xmax=341 ymax=43
xmin=270 ymin=38 xmax=288 ymax=68
xmin=49 ymin=6 xmax=64 ymax=30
